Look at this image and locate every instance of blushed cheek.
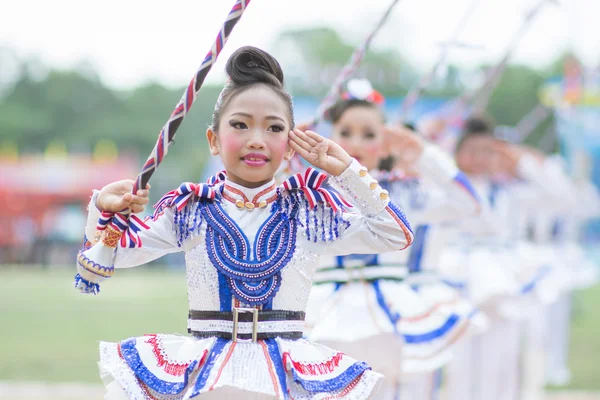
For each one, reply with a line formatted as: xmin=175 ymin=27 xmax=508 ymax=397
xmin=269 ymin=136 xmax=289 ymax=158
xmin=364 ymin=142 xmax=382 ymax=158
xmin=336 ymin=139 xmax=352 ymax=154
xmin=220 ymin=134 xmax=244 ymax=154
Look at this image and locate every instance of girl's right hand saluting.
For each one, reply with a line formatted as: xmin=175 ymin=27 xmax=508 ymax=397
xmin=96 ymin=180 xmax=151 ymax=214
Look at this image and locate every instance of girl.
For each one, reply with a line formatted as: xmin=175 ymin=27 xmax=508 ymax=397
xmin=75 ymin=47 xmax=414 ymax=400
xmin=304 ymin=80 xmax=485 ymax=399
xmin=441 ymin=117 xmax=576 ymax=400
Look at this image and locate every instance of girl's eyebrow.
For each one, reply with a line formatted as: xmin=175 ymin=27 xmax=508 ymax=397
xmin=230 ymin=112 xmax=285 ymax=123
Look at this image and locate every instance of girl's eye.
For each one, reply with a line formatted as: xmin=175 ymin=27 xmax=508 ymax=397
xmin=363 ymin=131 xmax=376 ymax=139
xmin=269 ymin=125 xmax=284 ymax=133
xmin=230 ymin=121 xmax=248 ymax=129
xmin=340 ymin=130 xmax=351 ymax=138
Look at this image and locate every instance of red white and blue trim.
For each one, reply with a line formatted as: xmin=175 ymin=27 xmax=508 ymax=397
xmin=281 ymin=168 xmax=352 ymax=212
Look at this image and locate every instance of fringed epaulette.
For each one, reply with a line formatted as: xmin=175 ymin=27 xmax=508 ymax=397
xmin=279 ymin=168 xmax=352 ymax=243
xmin=151 ymin=171 xmax=226 ymax=247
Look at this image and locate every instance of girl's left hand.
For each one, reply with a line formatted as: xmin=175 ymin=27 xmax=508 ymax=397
xmin=288 ymin=128 xmax=352 ymax=176
xmin=383 ymin=125 xmax=425 ymax=165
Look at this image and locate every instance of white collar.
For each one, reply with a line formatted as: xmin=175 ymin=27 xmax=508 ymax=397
xmin=221 ymin=178 xmax=278 ymax=210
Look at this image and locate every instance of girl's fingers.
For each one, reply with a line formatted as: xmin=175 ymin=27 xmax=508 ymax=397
xmin=293 ymin=129 xmax=319 ymax=147
xmin=304 ymin=130 xmax=324 ymax=143
xmin=130 ymin=204 xmax=145 ymax=214
xmin=288 ymin=140 xmax=312 ymax=160
xmin=289 ymin=130 xmax=314 ymax=153
xmin=130 ymin=195 xmax=149 ymax=205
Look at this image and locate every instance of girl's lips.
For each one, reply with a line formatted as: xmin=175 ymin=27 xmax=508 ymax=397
xmin=243 ymin=159 xmax=267 ymax=167
xmin=242 ymin=153 xmax=269 ymax=167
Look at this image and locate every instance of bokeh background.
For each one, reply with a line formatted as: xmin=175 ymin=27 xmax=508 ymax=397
xmin=1 ymin=0 xmax=599 ymax=398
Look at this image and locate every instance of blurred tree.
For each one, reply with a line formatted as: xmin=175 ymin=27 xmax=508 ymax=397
xmin=0 ymin=41 xmax=579 ymax=175
xmin=273 ymin=26 xmax=417 ymax=97
xmin=486 ymin=64 xmax=545 ymax=126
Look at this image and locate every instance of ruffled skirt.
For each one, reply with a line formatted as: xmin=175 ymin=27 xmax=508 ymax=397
xmin=99 ymin=334 xmax=383 ymax=399
xmin=305 ymin=279 xmax=486 ymax=377
xmin=439 ymin=244 xmax=562 ymax=320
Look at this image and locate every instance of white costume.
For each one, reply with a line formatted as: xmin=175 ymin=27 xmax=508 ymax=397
xmin=543 ymin=161 xmax=600 ymax=387
xmin=304 ymin=144 xmax=485 ymax=399
xmin=75 ymin=160 xmax=413 ymax=400
xmin=442 ymin=153 xmax=577 ymax=400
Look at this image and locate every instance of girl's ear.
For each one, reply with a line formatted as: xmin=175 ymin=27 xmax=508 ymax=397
xmin=206 ymin=128 xmax=220 ymax=156
xmin=283 ymin=143 xmax=295 ymax=161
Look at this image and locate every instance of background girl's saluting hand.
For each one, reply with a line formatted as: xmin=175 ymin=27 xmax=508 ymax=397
xmin=383 ymin=125 xmax=425 ymax=165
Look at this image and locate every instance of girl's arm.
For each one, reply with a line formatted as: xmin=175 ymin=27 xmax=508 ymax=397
xmin=320 ymin=159 xmax=414 ymax=255
xmin=407 ymin=144 xmax=481 ymax=225
xmin=497 ymin=146 xmax=577 ymax=211
xmin=82 ymin=190 xmax=185 ymax=269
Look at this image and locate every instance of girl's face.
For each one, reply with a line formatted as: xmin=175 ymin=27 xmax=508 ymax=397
xmin=207 ymin=84 xmax=294 ymax=188
xmin=455 ymin=135 xmax=495 ymax=176
xmin=331 ymin=106 xmax=385 ymax=171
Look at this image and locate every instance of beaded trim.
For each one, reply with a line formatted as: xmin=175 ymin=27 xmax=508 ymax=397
xmin=203 ymin=200 xmax=297 ymax=306
xmin=144 ymin=334 xmax=199 ymax=377
xmin=277 ymin=190 xmax=350 ymax=243
xmin=118 ymin=338 xmax=200 ymax=395
xmin=76 ymin=250 xmax=114 ymax=278
xmin=385 ymin=203 xmax=413 ymax=249
xmin=188 ymin=319 xmax=305 ymax=335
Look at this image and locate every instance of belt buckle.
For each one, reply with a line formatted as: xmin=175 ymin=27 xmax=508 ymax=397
xmin=232 ymin=307 xmax=259 ymax=342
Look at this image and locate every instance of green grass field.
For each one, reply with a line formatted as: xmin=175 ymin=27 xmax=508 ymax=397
xmin=0 ymin=266 xmax=599 ymax=390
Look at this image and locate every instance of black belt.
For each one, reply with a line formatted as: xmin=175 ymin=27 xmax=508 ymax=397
xmin=313 ymin=264 xmax=408 ymax=285
xmin=188 ymin=309 xmax=305 ymax=342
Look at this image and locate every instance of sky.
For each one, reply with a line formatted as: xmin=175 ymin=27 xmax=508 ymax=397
xmin=1 ymin=0 xmax=598 ymax=89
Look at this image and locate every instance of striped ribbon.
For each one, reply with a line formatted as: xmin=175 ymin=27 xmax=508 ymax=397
xmin=516 ymin=103 xmax=551 ymax=143
xmin=97 ymin=211 xmax=150 ymax=248
xmin=438 ymin=0 xmax=555 ymax=122
xmin=133 ymin=0 xmax=251 ymax=193
xmin=471 ymin=0 xmax=556 ymax=113
xmin=150 ymin=171 xmax=227 ymax=219
xmin=282 ymin=168 xmax=353 ymax=212
xmin=310 ymin=0 xmax=401 ymax=127
xmin=398 ymin=0 xmax=481 ymax=120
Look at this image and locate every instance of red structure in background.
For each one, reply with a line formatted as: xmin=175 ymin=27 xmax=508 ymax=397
xmin=0 ymin=155 xmax=138 ymax=264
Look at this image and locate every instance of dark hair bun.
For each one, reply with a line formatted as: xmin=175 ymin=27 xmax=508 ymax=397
xmin=402 ymin=122 xmax=416 ymax=131
xmin=463 ymin=116 xmax=493 ymax=135
xmin=327 ymin=99 xmax=378 ymax=123
xmin=226 ymin=46 xmax=284 ymax=88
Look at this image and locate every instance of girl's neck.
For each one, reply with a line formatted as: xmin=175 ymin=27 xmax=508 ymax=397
xmin=224 ymin=176 xmax=276 ymax=194
xmin=225 ymin=172 xmax=275 ymax=189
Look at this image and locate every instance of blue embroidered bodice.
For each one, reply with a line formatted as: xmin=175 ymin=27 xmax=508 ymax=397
xmin=153 ymin=168 xmax=351 ymax=308
xmin=203 ymin=200 xmax=298 ymax=307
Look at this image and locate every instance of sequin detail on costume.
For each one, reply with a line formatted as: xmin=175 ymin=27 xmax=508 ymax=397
xmin=203 ymin=200 xmax=298 ymax=306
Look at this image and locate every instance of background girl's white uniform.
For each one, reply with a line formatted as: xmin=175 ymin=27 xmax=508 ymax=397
xmin=305 ymin=144 xmax=484 ymax=399
xmin=442 ymin=153 xmax=577 ymax=400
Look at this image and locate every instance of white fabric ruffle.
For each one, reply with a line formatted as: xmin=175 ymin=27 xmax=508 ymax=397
xmin=99 ymin=334 xmax=382 ymax=400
